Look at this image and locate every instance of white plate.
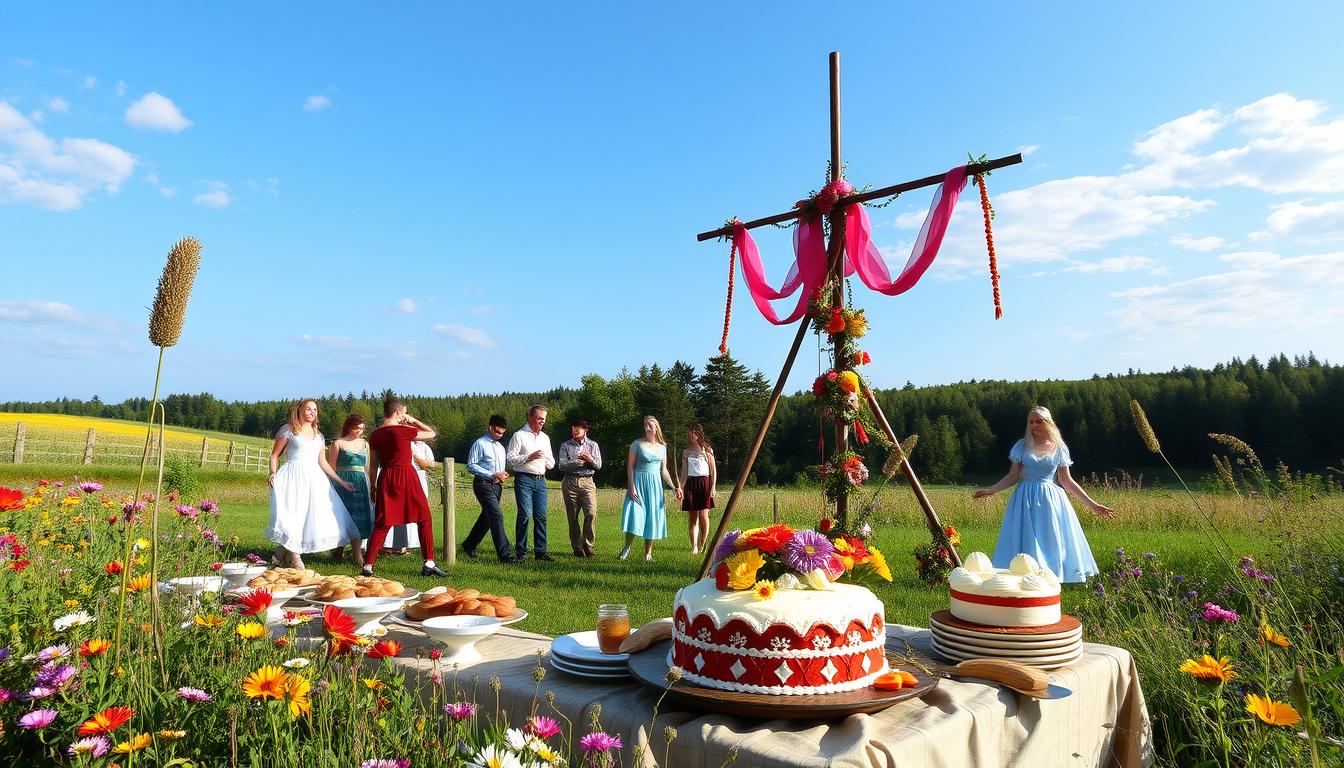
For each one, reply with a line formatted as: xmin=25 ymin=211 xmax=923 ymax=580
xmin=930 ymin=638 xmax=1081 ymax=668
xmin=549 ymin=656 xmax=630 ymax=680
xmin=927 ymin=617 xmax=1083 ymax=644
xmin=551 ymin=648 xmax=629 ymax=669
xmin=302 ymin=588 xmax=421 ymax=606
xmin=551 ymin=631 xmax=629 ymax=664
xmin=931 ymin=631 xmax=1082 ymax=658
xmin=389 ymin=608 xmax=528 ymax=629
xmin=931 ymin=626 xmax=1082 ymax=652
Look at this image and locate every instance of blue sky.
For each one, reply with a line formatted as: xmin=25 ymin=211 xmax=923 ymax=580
xmin=2 ymin=3 xmax=1342 ymax=403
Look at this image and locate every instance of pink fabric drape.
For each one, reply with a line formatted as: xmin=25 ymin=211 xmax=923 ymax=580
xmin=733 ymin=165 xmax=969 ymax=322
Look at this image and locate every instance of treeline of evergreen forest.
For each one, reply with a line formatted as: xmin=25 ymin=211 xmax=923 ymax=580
xmin=6 ymin=353 xmax=1340 ymax=486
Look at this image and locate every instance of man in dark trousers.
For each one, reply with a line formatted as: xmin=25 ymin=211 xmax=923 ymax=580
xmin=462 ymin=415 xmax=516 ymax=563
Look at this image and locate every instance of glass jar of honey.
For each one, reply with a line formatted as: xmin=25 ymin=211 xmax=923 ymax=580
xmin=596 ymin=604 xmax=630 ymax=654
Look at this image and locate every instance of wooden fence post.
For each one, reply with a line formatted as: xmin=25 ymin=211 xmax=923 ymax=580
xmin=83 ymin=428 xmax=96 ymax=465
xmin=226 ymin=441 xmax=236 ymax=469
xmin=13 ymin=422 xmax=25 ymax=464
xmin=441 ymin=458 xmax=456 ymax=565
xmin=772 ymin=492 xmax=779 ymax=524
xmin=199 ymin=437 xmax=209 ymax=467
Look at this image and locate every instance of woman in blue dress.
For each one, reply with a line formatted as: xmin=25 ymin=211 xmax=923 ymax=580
xmin=619 ymin=416 xmax=683 ymax=562
xmin=326 ymin=414 xmax=372 ymax=567
xmin=973 ymin=406 xmax=1114 ymax=583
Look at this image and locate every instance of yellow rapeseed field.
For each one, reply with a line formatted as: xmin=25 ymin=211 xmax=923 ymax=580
xmin=0 ymin=412 xmax=209 ymax=444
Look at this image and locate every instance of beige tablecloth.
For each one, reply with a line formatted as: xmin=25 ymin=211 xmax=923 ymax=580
xmin=386 ymin=623 xmax=1151 ymax=768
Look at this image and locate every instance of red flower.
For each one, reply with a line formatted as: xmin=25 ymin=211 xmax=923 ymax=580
xmin=10 ymin=560 xmax=31 ymax=572
xmin=209 ymin=562 xmax=224 ymax=571
xmin=0 ymin=488 xmax=25 ymax=511
xmin=105 ymin=561 xmax=124 ymax=575
xmin=741 ymin=524 xmax=794 ymax=555
xmin=273 ymin=637 xmax=291 ymax=648
xmin=429 ymin=648 xmax=443 ymax=661
xmin=825 ymin=309 xmax=845 ymax=334
xmin=367 ymin=640 xmax=402 ymax=659
xmin=714 ymin=563 xmax=730 ymax=590
xmin=77 ymin=706 xmax=134 ymax=735
xmin=322 ymin=605 xmax=358 ymax=645
xmin=811 ymin=377 xmax=827 ymax=397
xmin=851 ymin=350 xmax=871 ymax=366
xmin=853 ymin=420 xmax=869 ymax=444
xmin=818 ymin=518 xmax=834 ymax=533
xmin=823 ymin=554 xmax=847 ymax=580
xmin=236 ymin=589 xmax=273 ymax=617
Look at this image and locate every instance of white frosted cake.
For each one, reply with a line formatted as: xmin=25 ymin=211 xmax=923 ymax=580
xmin=947 ymin=552 xmax=1061 ymax=627
xmin=669 ymin=578 xmax=888 ymax=694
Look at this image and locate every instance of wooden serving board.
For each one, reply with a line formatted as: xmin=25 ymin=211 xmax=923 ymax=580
xmin=627 ymin=640 xmax=936 ymax=720
xmin=930 ymin=610 xmax=1081 ymax=636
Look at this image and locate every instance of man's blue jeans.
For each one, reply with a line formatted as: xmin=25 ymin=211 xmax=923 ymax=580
xmin=513 ymin=473 xmax=548 ymax=556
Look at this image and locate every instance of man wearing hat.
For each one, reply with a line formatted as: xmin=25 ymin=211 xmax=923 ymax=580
xmin=557 ymin=418 xmax=602 ymax=557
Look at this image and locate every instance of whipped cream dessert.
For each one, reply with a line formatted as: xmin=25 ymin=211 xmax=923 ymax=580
xmin=948 ymin=552 xmax=1061 ymax=627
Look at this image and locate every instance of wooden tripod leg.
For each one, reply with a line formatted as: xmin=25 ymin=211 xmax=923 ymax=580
xmin=863 ymin=390 xmax=962 ymax=567
xmin=696 ymin=319 xmax=811 ymax=580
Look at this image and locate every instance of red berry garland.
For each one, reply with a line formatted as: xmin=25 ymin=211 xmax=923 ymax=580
xmin=975 ymin=175 xmax=1003 ymax=320
xmin=719 ymin=228 xmax=737 ymax=355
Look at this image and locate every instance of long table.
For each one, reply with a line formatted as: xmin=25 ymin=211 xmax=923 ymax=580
xmin=385 ymin=622 xmax=1152 ymax=768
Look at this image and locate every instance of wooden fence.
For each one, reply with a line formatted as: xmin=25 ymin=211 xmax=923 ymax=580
xmin=1 ymin=422 xmax=270 ymax=473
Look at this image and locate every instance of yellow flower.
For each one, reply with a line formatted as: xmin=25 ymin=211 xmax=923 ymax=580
xmin=1179 ymin=655 xmax=1237 ymax=684
xmin=287 ymin=675 xmax=312 ymax=717
xmin=1260 ymin=622 xmax=1292 ymax=648
xmin=236 ymin=622 xmax=267 ymax=641
xmin=1245 ymin=693 xmax=1301 ymax=726
xmin=59 ymin=543 xmax=75 ymax=552
xmin=867 ymin=546 xmax=893 ymax=581
xmin=845 ymin=310 xmax=868 ymax=337
xmin=79 ymin=582 xmax=93 ymax=595
xmin=361 ymin=678 xmax=385 ymax=690
xmin=752 ymin=580 xmax=776 ymax=601
xmin=37 ymin=538 xmax=51 ymax=547
xmin=64 ymin=598 xmax=81 ymax=609
xmin=242 ymin=665 xmax=288 ymax=701
xmin=61 ymin=496 xmax=80 ymax=507
xmin=837 ymin=370 xmax=860 ymax=394
xmin=158 ymin=729 xmax=187 ymax=740
xmin=78 ymin=540 xmax=89 ymax=550
xmin=139 ymin=622 xmax=154 ymax=633
xmin=134 ymin=537 xmax=151 ymax=550
xmin=126 ymin=574 xmax=153 ymax=593
xmin=725 ymin=548 xmax=765 ymax=590
xmin=534 ymin=744 xmax=564 ymax=763
xmin=193 ymin=614 xmax=225 ymax=628
xmin=112 ymin=733 xmax=152 ymax=754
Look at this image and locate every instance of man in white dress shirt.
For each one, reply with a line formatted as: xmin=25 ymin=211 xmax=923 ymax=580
xmin=506 ymin=404 xmax=555 ymax=561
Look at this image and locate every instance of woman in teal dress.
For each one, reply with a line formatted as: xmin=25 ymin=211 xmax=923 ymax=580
xmin=973 ymin=406 xmax=1115 ymax=583
xmin=327 ymin=414 xmax=372 ymax=567
xmin=619 ymin=416 xmax=683 ymax=562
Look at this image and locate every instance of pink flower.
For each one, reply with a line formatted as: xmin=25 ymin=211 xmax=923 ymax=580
xmin=527 ymin=715 xmax=562 ymax=740
xmin=177 ymin=686 xmax=212 ymax=703
xmin=1201 ymin=602 xmax=1240 ymax=623
xmin=19 ymin=708 xmax=58 ymax=729
xmin=175 ymin=504 xmax=199 ymax=519
xmin=67 ymin=735 xmax=111 ymax=757
xmin=580 ymin=731 xmax=623 ymax=753
xmin=443 ymin=701 xmax=476 ymax=720
xmin=79 ymin=482 xmax=103 ymax=494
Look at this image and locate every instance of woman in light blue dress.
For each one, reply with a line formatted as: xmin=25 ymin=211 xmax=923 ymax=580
xmin=973 ymin=406 xmax=1115 ymax=583
xmin=619 ymin=416 xmax=683 ymax=562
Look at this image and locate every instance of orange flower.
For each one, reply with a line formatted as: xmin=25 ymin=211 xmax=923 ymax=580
xmin=158 ymin=729 xmax=187 ymax=739
xmin=873 ymin=670 xmax=919 ymax=691
xmin=367 ymin=640 xmax=402 ymax=659
xmin=78 ymin=706 xmax=135 ymax=736
xmin=80 ymin=638 xmax=111 ymax=657
xmin=1260 ymin=622 xmax=1292 ymax=648
xmin=193 ymin=614 xmax=225 ymax=628
xmin=1178 ymin=655 xmax=1237 ymax=684
xmin=361 ymin=678 xmax=385 ymax=690
xmin=286 ymin=675 xmax=312 ymax=717
xmin=126 ymin=574 xmax=153 ymax=593
xmin=1245 ymin=693 xmax=1301 ymax=726
xmin=0 ymin=487 xmax=25 ymax=511
xmin=740 ymin=524 xmax=794 ymax=555
xmin=242 ymin=665 xmax=288 ymax=701
xmin=837 ymin=371 xmax=860 ymax=393
xmin=751 ymin=580 xmax=776 ymax=601
xmin=825 ymin=308 xmax=845 ymax=334
xmin=322 ymin=605 xmax=358 ymax=645
xmin=112 ymin=733 xmax=152 ymax=754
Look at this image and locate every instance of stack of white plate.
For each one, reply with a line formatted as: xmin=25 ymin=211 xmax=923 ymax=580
xmin=929 ymin=611 xmax=1083 ymax=670
xmin=549 ymin=631 xmax=631 ymax=680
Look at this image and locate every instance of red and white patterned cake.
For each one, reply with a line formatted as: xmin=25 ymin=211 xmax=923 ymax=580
xmin=669 ymin=578 xmax=888 ymax=694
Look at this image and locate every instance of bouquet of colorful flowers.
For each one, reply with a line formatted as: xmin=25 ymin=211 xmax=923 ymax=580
xmin=912 ymin=525 xmax=961 ymax=585
xmin=710 ymin=523 xmax=892 ymax=600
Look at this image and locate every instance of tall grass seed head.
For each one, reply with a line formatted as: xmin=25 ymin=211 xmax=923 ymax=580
xmin=1129 ymin=400 xmax=1161 ymax=454
xmin=148 ymin=236 xmax=201 ymax=348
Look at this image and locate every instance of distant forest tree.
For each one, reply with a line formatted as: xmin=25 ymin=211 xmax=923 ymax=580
xmin=6 ymin=353 xmax=1340 ymax=485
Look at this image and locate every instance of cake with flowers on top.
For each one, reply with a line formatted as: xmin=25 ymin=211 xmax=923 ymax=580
xmin=947 ymin=551 xmax=1062 ymax=627
xmin=669 ymin=523 xmax=894 ymax=695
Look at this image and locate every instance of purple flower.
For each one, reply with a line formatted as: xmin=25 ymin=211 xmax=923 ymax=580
xmin=1129 ymin=568 xmax=1143 ymax=579
xmin=0 ymin=646 xmax=10 ymax=662
xmin=245 ymin=553 xmax=265 ymax=565
xmin=1291 ymin=565 xmax=1303 ymax=575
xmin=580 ymin=731 xmax=623 ymax=753
xmin=1239 ymin=556 xmax=1255 ymax=567
xmin=67 ymin=736 xmax=111 ymax=758
xmin=1201 ymin=602 xmax=1240 ymax=623
xmin=360 ymin=761 xmax=410 ymax=768
xmin=175 ymin=504 xmax=200 ymax=519
xmin=34 ymin=662 xmax=78 ymax=689
xmin=177 ymin=686 xmax=212 ymax=703
xmin=199 ymin=499 xmax=220 ymax=515
xmin=0 ymin=688 xmax=14 ymax=703
xmin=784 ymin=530 xmax=835 ymax=573
xmin=79 ymin=482 xmax=103 ymax=494
xmin=121 ymin=501 xmax=146 ymax=520
xmin=25 ymin=686 xmax=57 ymax=700
xmin=1093 ymin=581 xmax=1106 ymax=598
xmin=443 ymin=701 xmax=476 ymax=720
xmin=1114 ymin=548 xmax=1126 ymax=559
xmin=35 ymin=644 xmax=71 ymax=662
xmin=713 ymin=530 xmax=742 ymax=564
xmin=19 ymin=708 xmax=58 ymax=729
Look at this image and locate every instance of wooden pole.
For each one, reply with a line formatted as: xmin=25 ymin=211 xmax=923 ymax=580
xmin=772 ymin=493 xmax=779 ymax=524
xmin=863 ymin=389 xmax=962 ymax=567
xmin=84 ymin=428 xmax=96 ymax=465
xmin=441 ymin=458 xmax=456 ymax=566
xmin=13 ymin=422 xmax=24 ymax=464
xmin=826 ymin=51 xmax=851 ymax=529
xmin=199 ymin=436 xmax=209 ymax=467
xmin=226 ymin=441 xmax=236 ymax=470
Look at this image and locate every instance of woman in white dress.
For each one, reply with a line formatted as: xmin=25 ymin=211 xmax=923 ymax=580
xmin=265 ymin=399 xmax=359 ymax=568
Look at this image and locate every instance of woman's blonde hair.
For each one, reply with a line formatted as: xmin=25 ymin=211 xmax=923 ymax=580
xmin=643 ymin=415 xmax=666 ymax=445
xmin=288 ymin=398 xmax=319 ymax=437
xmin=1023 ymin=405 xmax=1064 ymax=452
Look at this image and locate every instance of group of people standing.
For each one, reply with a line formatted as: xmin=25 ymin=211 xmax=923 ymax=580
xmin=461 ymin=405 xmax=719 ymax=564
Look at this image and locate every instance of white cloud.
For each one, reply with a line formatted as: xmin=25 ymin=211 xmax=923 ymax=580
xmin=1170 ymin=234 xmax=1230 ymax=252
xmin=81 ymin=76 xmax=96 ymax=90
xmin=114 ymin=81 xmax=127 ymax=98
xmin=433 ymin=323 xmax=495 ymax=348
xmin=193 ymin=181 xmax=231 ymax=208
xmin=1059 ymin=255 xmax=1167 ymax=274
xmin=124 ymin=92 xmax=192 ymax=132
xmin=12 ymin=58 xmax=36 ymax=68
xmin=27 ymin=109 xmax=43 ymax=123
xmin=0 ymin=100 xmax=136 ymax=210
xmin=1108 ymin=249 xmax=1344 ymax=338
xmin=396 ymin=298 xmax=417 ymax=314
xmin=1263 ymin=199 xmax=1344 ymax=242
xmin=47 ymin=96 xmax=69 ymax=113
xmin=160 ymin=186 xmax=176 ymax=198
xmin=303 ymin=95 xmax=332 ymax=112
xmin=0 ymin=299 xmax=93 ymax=326
xmin=1132 ymin=108 xmax=1223 ymax=158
